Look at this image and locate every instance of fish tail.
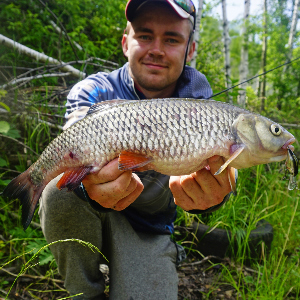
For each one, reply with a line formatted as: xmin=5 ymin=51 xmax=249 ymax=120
xmin=3 ymin=168 xmax=45 ymax=230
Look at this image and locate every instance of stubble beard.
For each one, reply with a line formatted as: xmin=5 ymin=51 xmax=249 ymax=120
xmin=130 ymin=66 xmax=176 ymax=92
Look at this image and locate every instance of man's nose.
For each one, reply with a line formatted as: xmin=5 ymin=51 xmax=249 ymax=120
xmin=148 ymin=39 xmax=164 ymax=57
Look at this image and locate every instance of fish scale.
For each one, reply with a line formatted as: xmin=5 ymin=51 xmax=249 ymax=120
xmin=3 ymin=98 xmax=296 ymax=230
xmin=30 ymin=99 xmax=233 ymax=180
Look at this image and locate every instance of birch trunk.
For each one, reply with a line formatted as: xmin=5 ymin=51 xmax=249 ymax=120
xmin=190 ymin=0 xmax=204 ymax=69
xmin=237 ymin=0 xmax=250 ymax=108
xmin=283 ymin=0 xmax=299 ymax=73
xmin=277 ymin=0 xmax=299 ymax=109
xmin=222 ymin=0 xmax=233 ymax=103
xmin=0 ymin=34 xmax=85 ymax=79
xmin=259 ymin=0 xmax=267 ymax=111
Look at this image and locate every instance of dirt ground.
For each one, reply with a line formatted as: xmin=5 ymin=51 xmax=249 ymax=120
xmin=0 ymin=255 xmax=239 ymax=300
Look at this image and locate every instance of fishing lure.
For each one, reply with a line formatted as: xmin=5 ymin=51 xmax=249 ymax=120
xmin=285 ymin=147 xmax=299 ymax=190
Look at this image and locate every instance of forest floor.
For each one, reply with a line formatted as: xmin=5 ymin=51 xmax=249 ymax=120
xmin=1 ymin=255 xmax=242 ymax=300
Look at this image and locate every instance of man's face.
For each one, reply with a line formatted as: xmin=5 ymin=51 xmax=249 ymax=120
xmin=122 ymin=3 xmax=195 ymax=98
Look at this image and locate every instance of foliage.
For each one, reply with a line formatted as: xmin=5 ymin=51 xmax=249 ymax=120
xmin=0 ymin=0 xmax=126 ymax=84
xmin=1 ymin=0 xmax=300 ymax=299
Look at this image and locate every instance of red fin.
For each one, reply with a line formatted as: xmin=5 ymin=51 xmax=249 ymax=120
xmin=118 ymin=151 xmax=153 ymax=171
xmin=56 ymin=166 xmax=93 ymax=191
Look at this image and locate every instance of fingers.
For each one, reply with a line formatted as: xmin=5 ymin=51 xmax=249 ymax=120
xmin=169 ymin=175 xmax=197 ymax=211
xmin=169 ymin=156 xmax=232 ymax=211
xmin=193 ymin=156 xmax=231 ymax=195
xmin=82 ymin=159 xmax=144 ymax=210
xmin=83 ymin=158 xmax=125 ymax=184
xmin=112 ymin=174 xmax=144 ymax=211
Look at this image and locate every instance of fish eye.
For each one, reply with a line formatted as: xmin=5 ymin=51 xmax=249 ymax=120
xmin=270 ymin=124 xmax=282 ymax=136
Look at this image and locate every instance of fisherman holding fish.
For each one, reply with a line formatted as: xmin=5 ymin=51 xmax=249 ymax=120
xmin=40 ymin=1 xmax=231 ymax=298
xmin=3 ymin=0 xmax=295 ymax=299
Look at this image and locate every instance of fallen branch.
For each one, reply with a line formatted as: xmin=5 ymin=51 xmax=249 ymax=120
xmin=237 ymin=266 xmax=263 ymax=276
xmin=0 ymin=208 xmax=41 ymax=229
xmin=280 ymin=122 xmax=300 ymax=129
xmin=0 ymin=72 xmax=71 ymax=89
xmin=3 ymin=58 xmax=117 ymax=90
xmin=0 ymin=167 xmax=21 ymax=174
xmin=36 ymin=118 xmax=63 ymax=130
xmin=24 ymin=115 xmax=63 ymax=130
xmin=179 ymin=255 xmax=228 ymax=267
xmin=0 ymin=267 xmax=63 ymax=284
xmin=14 ymin=58 xmax=117 ymax=81
xmin=0 ymin=34 xmax=85 ymax=79
xmin=0 ymin=133 xmax=39 ymax=156
xmin=20 ymin=100 xmax=65 ymax=109
xmin=0 ymin=66 xmax=33 ymax=70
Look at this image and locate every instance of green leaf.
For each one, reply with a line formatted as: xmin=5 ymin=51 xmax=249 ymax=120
xmin=244 ymin=275 xmax=254 ymax=284
xmin=6 ymin=128 xmax=21 ymax=139
xmin=0 ymin=101 xmax=10 ymax=112
xmin=0 ymin=179 xmax=11 ymax=186
xmin=0 ymin=90 xmax=7 ymax=100
xmin=26 ymin=240 xmax=54 ymax=266
xmin=0 ymin=157 xmax=7 ymax=167
xmin=0 ymin=121 xmax=10 ymax=134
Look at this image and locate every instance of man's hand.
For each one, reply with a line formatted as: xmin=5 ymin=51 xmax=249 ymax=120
xmin=82 ymin=158 xmax=144 ymax=211
xmin=169 ymin=156 xmax=232 ymax=211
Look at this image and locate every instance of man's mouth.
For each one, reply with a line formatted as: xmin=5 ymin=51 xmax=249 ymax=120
xmin=143 ymin=62 xmax=167 ymax=70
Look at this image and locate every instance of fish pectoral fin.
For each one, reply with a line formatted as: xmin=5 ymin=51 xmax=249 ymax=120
xmin=56 ymin=166 xmax=93 ymax=191
xmin=228 ymin=167 xmax=238 ymax=196
xmin=214 ymin=145 xmax=245 ymax=175
xmin=118 ymin=151 xmax=153 ymax=172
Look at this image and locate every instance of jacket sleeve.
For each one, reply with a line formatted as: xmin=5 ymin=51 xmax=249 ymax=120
xmin=65 ymin=73 xmax=116 ymax=206
xmin=64 ymin=73 xmax=115 ymax=129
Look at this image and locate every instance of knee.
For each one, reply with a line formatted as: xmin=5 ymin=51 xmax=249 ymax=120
xmin=39 ymin=176 xmax=77 ymax=216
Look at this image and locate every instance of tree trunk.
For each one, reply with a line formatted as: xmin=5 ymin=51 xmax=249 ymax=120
xmin=0 ymin=34 xmax=85 ymax=79
xmin=237 ymin=0 xmax=250 ymax=108
xmin=283 ymin=0 xmax=299 ymax=73
xmin=221 ymin=0 xmax=233 ymax=104
xmin=190 ymin=0 xmax=204 ymax=69
xmin=277 ymin=0 xmax=299 ymax=109
xmin=259 ymin=0 xmax=267 ymax=111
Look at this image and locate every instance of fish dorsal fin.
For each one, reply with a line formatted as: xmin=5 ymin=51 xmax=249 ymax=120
xmin=214 ymin=145 xmax=245 ymax=175
xmin=87 ymin=99 xmax=130 ymax=115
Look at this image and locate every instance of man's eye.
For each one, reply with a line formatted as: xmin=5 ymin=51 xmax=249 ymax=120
xmin=167 ymin=38 xmax=178 ymax=44
xmin=140 ymin=35 xmax=150 ymax=40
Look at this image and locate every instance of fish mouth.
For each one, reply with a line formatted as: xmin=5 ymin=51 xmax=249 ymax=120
xmin=282 ymin=137 xmax=296 ymax=151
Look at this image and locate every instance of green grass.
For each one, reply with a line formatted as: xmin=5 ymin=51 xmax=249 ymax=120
xmin=176 ymin=163 xmax=300 ymax=299
xmin=1 ymin=87 xmax=300 ymax=299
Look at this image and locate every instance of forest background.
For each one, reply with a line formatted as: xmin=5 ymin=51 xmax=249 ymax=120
xmin=0 ymin=0 xmax=300 ymax=299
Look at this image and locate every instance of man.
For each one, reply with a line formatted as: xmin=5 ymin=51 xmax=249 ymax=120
xmin=39 ymin=0 xmax=232 ymax=299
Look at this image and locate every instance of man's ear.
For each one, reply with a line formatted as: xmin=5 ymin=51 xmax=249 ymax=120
xmin=122 ymin=34 xmax=129 ymax=58
xmin=186 ymin=41 xmax=196 ymax=62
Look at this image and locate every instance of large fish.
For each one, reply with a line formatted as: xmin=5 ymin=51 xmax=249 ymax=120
xmin=3 ymin=98 xmax=296 ymax=230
